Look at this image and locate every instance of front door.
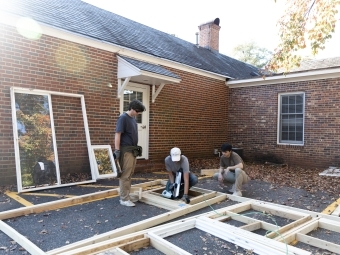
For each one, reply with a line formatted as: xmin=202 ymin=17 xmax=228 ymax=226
xmin=120 ymin=82 xmax=149 ymax=159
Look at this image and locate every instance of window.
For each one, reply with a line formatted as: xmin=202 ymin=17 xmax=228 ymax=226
xmin=278 ymin=93 xmax=305 ymax=145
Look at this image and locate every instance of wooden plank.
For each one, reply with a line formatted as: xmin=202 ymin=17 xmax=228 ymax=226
xmin=148 ymin=232 xmax=192 ymax=255
xmin=47 ymin=193 xmax=227 ymax=255
xmin=226 ymin=203 xmax=252 ymax=214
xmin=0 ymin=180 xmax=162 ymax=220
xmin=0 ymin=220 xmax=46 ymax=255
xmin=57 ymin=204 xmax=239 ymax=255
xmin=196 ymin=217 xmax=311 ymax=255
xmin=187 ymin=189 xmax=204 ymax=197
xmin=141 ymin=193 xmax=188 ymax=210
xmin=319 ymin=218 xmax=340 ymax=233
xmin=257 ymin=200 xmax=340 ymax=222
xmin=239 ymin=222 xmax=261 ymax=232
xmin=215 ymin=215 xmax=232 ymax=222
xmin=251 ymin=203 xmax=307 ymax=220
xmin=196 ymin=218 xmax=292 ymax=255
xmin=266 ymin=215 xmax=312 ymax=239
xmin=149 ymin=219 xmax=196 ymax=238
xmin=275 ymin=218 xmax=319 ymax=243
xmin=297 ymin=220 xmax=319 ymax=235
xmin=57 ymin=235 xmax=146 ymax=255
xmin=200 ymin=169 xmax=218 ymax=175
xmin=117 ymin=237 xmax=150 ymax=252
xmin=0 ymin=190 xmax=120 ymax=220
xmin=187 ymin=191 xmax=217 ymax=204
xmin=296 ymin=233 xmax=340 ymax=254
xmin=208 ymin=201 xmax=254 ymax=220
xmin=97 ymin=247 xmax=129 ymax=255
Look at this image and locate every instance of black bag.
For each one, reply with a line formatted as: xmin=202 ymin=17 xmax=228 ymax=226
xmin=132 ymin=146 xmax=143 ymax=157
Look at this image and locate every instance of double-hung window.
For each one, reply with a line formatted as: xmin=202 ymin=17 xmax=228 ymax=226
xmin=278 ymin=92 xmax=305 ymax=145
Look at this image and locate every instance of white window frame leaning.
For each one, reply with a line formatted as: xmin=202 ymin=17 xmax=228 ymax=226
xmin=277 ymin=92 xmax=305 ymax=146
xmin=10 ymin=87 xmax=96 ymax=193
xmin=91 ymin=145 xmax=118 ymax=179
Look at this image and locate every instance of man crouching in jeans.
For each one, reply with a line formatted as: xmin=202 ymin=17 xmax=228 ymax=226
xmin=213 ymin=143 xmax=250 ymax=197
xmin=163 ymin=147 xmax=198 ymax=203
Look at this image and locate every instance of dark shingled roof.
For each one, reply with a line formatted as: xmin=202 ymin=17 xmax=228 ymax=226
xmin=289 ymin=57 xmax=340 ymax=72
xmin=120 ymin=56 xmax=181 ymax=79
xmin=1 ymin=0 xmax=261 ymax=79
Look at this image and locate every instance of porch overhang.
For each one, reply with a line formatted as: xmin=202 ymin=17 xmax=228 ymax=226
xmin=117 ymin=56 xmax=181 ymax=102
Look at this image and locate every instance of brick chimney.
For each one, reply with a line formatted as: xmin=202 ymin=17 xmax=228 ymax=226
xmin=198 ymin=18 xmax=220 ymax=52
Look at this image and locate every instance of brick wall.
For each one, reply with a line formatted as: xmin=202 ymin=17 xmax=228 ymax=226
xmin=148 ymin=67 xmax=229 ymax=163
xmin=228 ymin=78 xmax=340 ymax=168
xmin=0 ymin=24 xmax=118 ymax=185
xmin=0 ymin=24 xmax=229 ymax=185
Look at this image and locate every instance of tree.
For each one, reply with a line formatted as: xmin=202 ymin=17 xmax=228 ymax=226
xmin=268 ymin=0 xmax=340 ymax=72
xmin=232 ymin=41 xmax=273 ymax=68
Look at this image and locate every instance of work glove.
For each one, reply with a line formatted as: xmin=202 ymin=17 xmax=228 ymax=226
xmin=114 ymin=150 xmax=120 ymax=160
xmin=181 ymin=194 xmax=190 ymax=204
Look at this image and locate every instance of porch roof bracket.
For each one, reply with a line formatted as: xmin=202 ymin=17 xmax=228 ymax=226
xmin=117 ymin=77 xmax=131 ymax=98
xmin=152 ymin=83 xmax=165 ymax=103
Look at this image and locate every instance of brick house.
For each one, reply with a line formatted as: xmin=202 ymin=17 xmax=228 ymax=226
xmin=228 ymin=57 xmax=340 ymax=168
xmin=0 ymin=0 xmax=339 ymax=188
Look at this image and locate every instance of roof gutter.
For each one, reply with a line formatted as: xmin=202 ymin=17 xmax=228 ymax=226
xmin=0 ymin=11 xmax=230 ymax=81
xmin=226 ymin=67 xmax=340 ymax=88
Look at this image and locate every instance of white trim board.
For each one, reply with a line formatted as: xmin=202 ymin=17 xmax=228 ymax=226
xmin=227 ymin=68 xmax=340 ymax=88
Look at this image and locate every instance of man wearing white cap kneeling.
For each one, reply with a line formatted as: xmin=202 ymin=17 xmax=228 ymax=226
xmin=163 ymin=147 xmax=198 ymax=204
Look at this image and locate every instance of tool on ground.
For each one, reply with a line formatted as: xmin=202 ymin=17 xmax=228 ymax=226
xmin=173 ymin=171 xmax=181 ymax=198
xmin=161 ymin=190 xmax=173 ymax=198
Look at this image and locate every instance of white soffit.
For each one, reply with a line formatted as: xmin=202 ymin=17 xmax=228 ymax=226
xmin=226 ymin=68 xmax=340 ymax=88
xmin=117 ymin=56 xmax=181 ymax=84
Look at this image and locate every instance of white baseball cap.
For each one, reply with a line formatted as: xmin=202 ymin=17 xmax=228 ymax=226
xmin=170 ymin=147 xmax=181 ymax=161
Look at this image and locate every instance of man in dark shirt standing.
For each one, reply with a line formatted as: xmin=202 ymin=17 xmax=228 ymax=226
xmin=114 ymin=100 xmax=145 ymax=207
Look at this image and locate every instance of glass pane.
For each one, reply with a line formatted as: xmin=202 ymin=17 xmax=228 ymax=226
xmin=288 ymin=124 xmax=296 ymax=132
xmin=289 ymin=132 xmax=295 ymax=140
xmin=137 ymin=92 xmax=143 ymax=101
xmin=296 ymin=132 xmax=303 ymax=141
xmin=282 ymin=96 xmax=288 ymax=104
xmin=282 ymin=132 xmax=288 ymax=140
xmin=288 ymin=96 xmax=296 ymax=104
xmin=296 ymin=104 xmax=303 ymax=113
xmin=15 ymin=93 xmax=57 ymax=188
xmin=123 ymin=89 xmax=143 ymax=123
xmin=296 ymin=94 xmax=303 ymax=104
xmin=282 ymin=104 xmax=288 ymax=113
xmin=288 ymin=104 xmax=295 ymax=113
xmin=123 ymin=101 xmax=129 ymax=111
xmin=93 ymin=148 xmax=113 ymax=175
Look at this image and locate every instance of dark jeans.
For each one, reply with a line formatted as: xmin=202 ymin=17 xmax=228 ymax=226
xmin=165 ymin=171 xmax=198 ymax=196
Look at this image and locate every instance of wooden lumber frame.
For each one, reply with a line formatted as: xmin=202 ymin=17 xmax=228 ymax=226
xmin=69 ymin=216 xmax=310 ymax=255
xmin=1 ymin=180 xmax=340 ymax=255
xmin=53 ymin=197 xmax=340 ymax=255
xmin=280 ymin=218 xmax=340 ymax=254
xmin=0 ymin=220 xmax=46 ymax=255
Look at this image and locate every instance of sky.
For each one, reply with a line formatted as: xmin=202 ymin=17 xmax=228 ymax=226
xmin=82 ymin=0 xmax=340 ymax=59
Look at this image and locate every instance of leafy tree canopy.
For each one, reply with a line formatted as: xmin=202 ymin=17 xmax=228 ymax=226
xmin=268 ymin=0 xmax=340 ymax=73
xmin=232 ymin=41 xmax=273 ymax=68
